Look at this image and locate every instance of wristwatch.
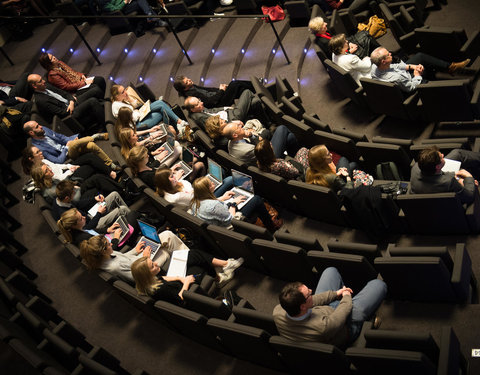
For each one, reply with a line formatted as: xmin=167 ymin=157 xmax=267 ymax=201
xmin=227 ymin=202 xmax=238 ymax=209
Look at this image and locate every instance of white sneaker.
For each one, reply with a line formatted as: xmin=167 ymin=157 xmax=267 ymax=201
xmin=223 ymin=258 xmax=244 ymax=275
xmin=217 ymin=271 xmax=234 ymax=288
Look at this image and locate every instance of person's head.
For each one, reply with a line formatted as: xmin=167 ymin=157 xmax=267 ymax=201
xmin=223 ymin=122 xmax=246 ymax=141
xmin=57 ymin=208 xmax=85 ymax=243
xmin=370 ymin=47 xmax=392 ymax=68
xmin=308 ymin=17 xmax=327 ymax=34
xmin=31 ymin=163 xmax=54 ymax=189
xmin=305 ymin=145 xmax=334 ymax=186
xmin=115 ymin=107 xmax=135 ymax=138
xmin=131 ymin=256 xmax=162 ymax=295
xmin=205 ymin=115 xmax=228 ymax=139
xmin=418 ymin=146 xmax=445 ymax=175
xmin=38 ymin=52 xmax=56 ymax=71
xmin=23 ymin=120 xmax=45 ymax=138
xmin=119 ymin=127 xmax=137 ymax=159
xmin=154 ymin=167 xmax=182 ymax=196
xmin=27 ymin=74 xmax=47 ymax=91
xmin=110 ymin=84 xmax=127 ymax=102
xmin=191 ymin=176 xmax=216 ymax=210
xmin=21 ymin=146 xmax=44 ymax=175
xmin=127 ymin=145 xmax=149 ymax=176
xmin=173 ymin=75 xmax=193 ymax=93
xmin=56 ymin=180 xmax=76 ymax=202
xmin=254 ymin=139 xmax=276 ymax=172
xmin=279 ymin=282 xmax=313 ymax=317
xmin=79 ymin=235 xmax=112 ymax=270
xmin=329 ymin=34 xmax=348 ymax=55
xmin=184 ymin=96 xmax=204 ymax=113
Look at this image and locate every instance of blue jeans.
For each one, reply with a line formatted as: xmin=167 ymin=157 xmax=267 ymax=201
xmin=138 ymin=100 xmax=180 ymax=129
xmin=272 ymin=125 xmax=299 ymax=158
xmin=315 ymin=267 xmax=387 ymax=343
xmin=214 ymin=176 xmax=234 ymax=197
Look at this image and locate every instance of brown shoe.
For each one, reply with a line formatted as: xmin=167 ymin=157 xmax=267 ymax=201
xmin=448 ymin=59 xmax=471 ymax=75
xmin=373 ymin=316 xmax=382 ymax=329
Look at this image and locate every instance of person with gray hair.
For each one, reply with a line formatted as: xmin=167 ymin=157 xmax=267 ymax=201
xmin=370 ymin=47 xmax=471 ymax=92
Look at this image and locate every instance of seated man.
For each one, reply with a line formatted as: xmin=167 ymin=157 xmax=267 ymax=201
xmin=223 ymin=122 xmax=299 ymax=166
xmin=0 ymin=73 xmax=33 ymax=113
xmin=410 ymin=145 xmax=479 ymax=204
xmin=28 ymin=73 xmax=104 ymax=131
xmin=23 ymin=120 xmax=119 ymax=169
xmin=184 ymin=89 xmax=268 ymax=128
xmin=370 ymin=47 xmax=470 ymax=92
xmin=174 ymin=75 xmax=255 ymax=108
xmin=273 ymin=267 xmax=387 ymax=348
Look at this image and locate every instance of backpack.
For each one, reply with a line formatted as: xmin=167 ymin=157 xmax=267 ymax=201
xmin=376 ymin=162 xmax=402 ymax=181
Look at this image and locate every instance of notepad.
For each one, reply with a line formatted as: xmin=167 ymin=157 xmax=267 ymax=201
xmin=442 ymin=158 xmax=461 ymax=173
xmin=167 ymin=249 xmax=189 ymax=277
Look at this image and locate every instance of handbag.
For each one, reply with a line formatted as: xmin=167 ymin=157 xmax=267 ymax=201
xmin=352 ymin=169 xmax=374 ymax=188
xmin=261 ymin=5 xmax=285 ymax=23
xmin=357 ymin=15 xmax=387 ymax=39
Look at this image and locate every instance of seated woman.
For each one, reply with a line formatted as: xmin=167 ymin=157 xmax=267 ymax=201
xmin=111 ymin=84 xmax=188 ymax=134
xmin=190 ymin=176 xmax=281 ymax=232
xmin=57 ymin=207 xmax=130 ymax=248
xmin=309 ymin=17 xmax=380 ymax=59
xmin=22 ymin=146 xmax=117 ymax=181
xmin=254 ymin=139 xmax=309 ymax=181
xmin=127 ymin=146 xmax=204 ymax=187
xmin=330 ymin=34 xmax=373 ymax=86
xmin=306 ymin=145 xmax=356 ymax=192
xmin=132 ymin=250 xmax=244 ymax=301
xmin=79 ymin=234 xmax=152 ymax=283
xmin=38 ymin=52 xmax=105 ymax=97
xmin=114 ymin=107 xmax=166 ymax=141
xmin=119 ymin=127 xmax=181 ymax=168
xmin=31 ymin=162 xmax=124 ymax=204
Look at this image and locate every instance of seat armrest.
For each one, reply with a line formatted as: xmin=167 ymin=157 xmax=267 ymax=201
xmin=461 ymin=29 xmax=480 ymax=59
xmin=437 ymin=327 xmax=468 ymax=375
xmin=450 ymin=243 xmax=472 ymax=302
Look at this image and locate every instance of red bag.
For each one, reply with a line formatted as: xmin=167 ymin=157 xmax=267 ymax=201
xmin=261 ymin=5 xmax=285 ymax=23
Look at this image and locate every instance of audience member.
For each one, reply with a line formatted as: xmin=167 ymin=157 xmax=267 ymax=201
xmin=410 ymin=146 xmax=480 ymax=204
xmin=330 ymin=33 xmax=373 ymax=86
xmin=114 ymin=106 xmax=165 ymax=140
xmin=224 ymin=122 xmax=299 ymax=166
xmin=190 ymin=176 xmax=280 ymax=232
xmin=23 ymin=120 xmax=116 ymax=168
xmin=309 ymin=17 xmax=380 ymax=59
xmin=323 ymin=0 xmax=370 ymax=14
xmin=38 ymin=52 xmax=106 ymax=96
xmin=0 ymin=73 xmax=33 ymax=112
xmin=28 ymin=73 xmax=105 ymax=129
xmin=306 ymin=145 xmax=356 ymax=192
xmin=173 ymin=75 xmax=255 ymax=107
xmin=273 ymin=267 xmax=387 ymax=347
xmin=370 ymin=47 xmax=471 ymax=92
xmin=255 ymin=139 xmax=308 ymax=180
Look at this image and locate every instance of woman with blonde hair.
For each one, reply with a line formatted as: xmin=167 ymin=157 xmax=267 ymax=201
xmin=306 ymin=145 xmax=356 ymax=192
xmin=110 ymin=84 xmax=188 ymax=133
xmin=132 ymin=247 xmax=244 ymax=297
xmin=254 ymin=139 xmax=308 ymax=181
xmin=190 ymin=176 xmax=280 ymax=232
xmin=31 ymin=163 xmax=80 ymax=204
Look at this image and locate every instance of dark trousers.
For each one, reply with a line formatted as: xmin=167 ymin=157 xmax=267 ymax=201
xmin=407 ymin=52 xmax=450 ymax=80
xmin=70 ymin=153 xmax=111 ymax=182
xmin=447 ymin=149 xmax=480 ymax=180
xmin=271 ymin=125 xmax=300 ymax=158
xmin=218 ymin=80 xmax=256 ymax=107
xmin=240 ymin=195 xmax=274 ymax=229
xmin=73 ymin=97 xmax=105 ymax=132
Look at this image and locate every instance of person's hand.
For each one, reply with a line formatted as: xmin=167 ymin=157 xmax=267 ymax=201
xmin=95 ymin=194 xmax=105 ymax=203
xmin=172 ymin=163 xmax=182 ymax=170
xmin=113 ymin=227 xmax=123 ymax=239
xmin=107 ymin=222 xmax=120 ymax=233
xmin=15 ymin=97 xmax=28 ymax=102
xmin=475 ymin=180 xmax=479 ymax=187
xmin=151 ymin=125 xmax=162 ymax=132
xmin=69 ymin=165 xmax=80 ymax=172
xmin=67 ymin=101 xmax=75 ymax=114
xmin=234 ymin=195 xmax=246 ymax=205
xmin=220 ymin=191 xmax=235 ymax=201
xmin=142 ymin=246 xmax=152 ymax=258
xmin=413 ymin=64 xmax=424 ymax=76
xmin=174 ymin=168 xmax=185 ymax=178
xmin=97 ymin=204 xmax=107 ymax=215
xmin=183 ymin=275 xmax=195 ymax=284
xmin=244 ymin=129 xmax=253 ymax=137
xmin=219 ymin=84 xmax=227 ymax=91
xmin=85 ymin=77 xmax=94 ymax=85
xmin=110 ymin=171 xmax=117 ymax=180
xmin=348 ymin=42 xmax=358 ymax=53
xmin=455 ymin=169 xmax=473 ymax=179
xmin=336 ymin=167 xmax=348 ymax=177
xmin=135 ymin=241 xmax=146 ymax=254
xmin=336 ymin=286 xmax=353 ymax=297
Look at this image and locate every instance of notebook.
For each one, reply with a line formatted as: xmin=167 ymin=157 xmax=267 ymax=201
xmin=153 ymin=141 xmax=174 ymax=164
xmin=138 ymin=100 xmax=151 ymax=121
xmin=87 ymin=201 xmax=106 ymax=218
xmin=206 ymin=158 xmax=223 ymax=191
xmin=442 ymin=158 xmax=461 ymax=173
xmin=166 ymin=249 xmax=189 ymax=277
xmin=136 ymin=220 xmax=163 ymax=259
xmin=224 ymin=169 xmax=255 ymax=210
xmin=177 ymin=147 xmax=195 ymax=180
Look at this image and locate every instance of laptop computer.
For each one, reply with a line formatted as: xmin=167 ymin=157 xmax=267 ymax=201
xmin=153 ymin=141 xmax=174 ymax=164
xmin=113 ymin=215 xmax=130 ymax=243
xmin=177 ymin=147 xmax=195 ymax=180
xmin=224 ymin=169 xmax=255 ymax=210
xmin=206 ymin=158 xmax=223 ymax=191
xmin=149 ymin=123 xmax=168 ymax=142
xmin=136 ymin=220 xmax=163 ymax=259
